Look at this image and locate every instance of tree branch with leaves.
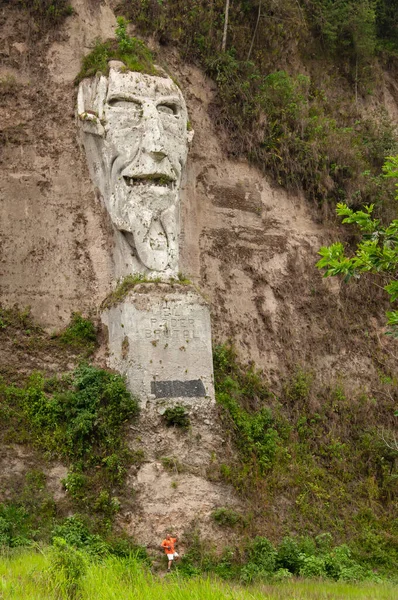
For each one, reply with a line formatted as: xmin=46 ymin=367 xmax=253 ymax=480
xmin=317 ymin=156 xmax=398 ymax=421
xmin=317 ymin=155 xmax=398 ymax=335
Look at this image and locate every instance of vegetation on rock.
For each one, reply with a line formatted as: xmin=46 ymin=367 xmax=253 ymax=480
xmin=212 ymin=343 xmax=398 ymax=580
xmin=102 ymin=273 xmax=191 ymax=309
xmin=2 ymin=1 xmax=398 ymax=592
xmin=162 ymin=405 xmax=190 ymax=429
xmin=0 ymin=363 xmax=138 ymax=520
xmin=76 ymin=17 xmax=157 ymax=83
xmin=101 ymin=273 xmax=161 ymax=310
xmin=0 ymin=319 xmax=397 ymax=584
xmin=211 ymin=506 xmax=244 ymax=528
xmin=121 ymin=0 xmax=398 ymax=213
xmin=19 ymin=0 xmax=73 ymax=26
xmin=56 ymin=312 xmax=97 ymax=355
xmin=0 ymin=309 xmax=139 ymax=527
xmin=317 ymin=155 xmax=398 ymax=341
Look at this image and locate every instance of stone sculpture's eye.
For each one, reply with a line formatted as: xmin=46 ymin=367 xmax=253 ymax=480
xmin=157 ymin=104 xmax=178 ymax=116
xmin=108 ymin=98 xmax=142 ymax=114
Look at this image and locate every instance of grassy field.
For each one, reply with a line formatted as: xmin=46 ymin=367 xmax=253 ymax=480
xmin=0 ymin=550 xmax=396 ymax=600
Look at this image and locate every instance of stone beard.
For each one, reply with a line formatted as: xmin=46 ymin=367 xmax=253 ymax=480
xmin=77 ymin=64 xmax=192 ymax=277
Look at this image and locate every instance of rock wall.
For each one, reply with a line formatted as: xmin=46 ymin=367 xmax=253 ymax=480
xmin=176 ymin=58 xmax=396 ymax=389
xmin=1 ymin=1 xmax=395 ymax=388
xmin=0 ymin=0 xmax=116 ymax=327
xmin=1 ymin=0 xmax=398 ymax=549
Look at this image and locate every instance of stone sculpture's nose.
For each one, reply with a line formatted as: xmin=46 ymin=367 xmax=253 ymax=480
xmin=141 ymin=106 xmax=167 ymax=162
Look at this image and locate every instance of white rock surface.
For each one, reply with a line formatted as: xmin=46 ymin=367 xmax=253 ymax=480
xmin=78 ymin=67 xmax=192 ymax=279
xmin=102 ymin=285 xmax=214 ymax=407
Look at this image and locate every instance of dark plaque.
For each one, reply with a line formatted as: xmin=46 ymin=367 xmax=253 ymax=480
xmin=151 ymin=379 xmax=206 ymax=398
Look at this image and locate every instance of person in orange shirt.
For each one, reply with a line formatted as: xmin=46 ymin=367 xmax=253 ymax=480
xmin=161 ymin=533 xmax=179 ymax=572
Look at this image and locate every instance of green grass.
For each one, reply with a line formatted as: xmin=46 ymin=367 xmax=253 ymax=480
xmin=102 ymin=273 xmax=191 ymax=310
xmin=76 ymin=17 xmax=157 ymax=83
xmin=55 ymin=312 xmax=97 ymax=355
xmin=0 ymin=550 xmax=396 ymax=599
xmin=101 ymin=274 xmax=160 ymax=309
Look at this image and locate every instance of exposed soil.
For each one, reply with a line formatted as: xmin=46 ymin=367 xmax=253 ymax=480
xmin=0 ymin=0 xmax=114 ymax=328
xmin=1 ymin=0 xmax=398 ymax=551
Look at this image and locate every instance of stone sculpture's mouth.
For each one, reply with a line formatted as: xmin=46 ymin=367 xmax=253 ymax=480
xmin=123 ymin=175 xmax=175 ymax=190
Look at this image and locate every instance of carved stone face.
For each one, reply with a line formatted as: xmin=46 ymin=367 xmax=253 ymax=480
xmin=77 ymin=65 xmax=191 ymax=275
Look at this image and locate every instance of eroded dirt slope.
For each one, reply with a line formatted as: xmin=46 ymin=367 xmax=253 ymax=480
xmin=0 ymin=0 xmax=114 ymax=327
xmin=1 ymin=0 xmax=398 ymax=550
xmin=1 ymin=0 xmax=397 ymax=387
xmin=175 ymin=58 xmax=398 ymax=390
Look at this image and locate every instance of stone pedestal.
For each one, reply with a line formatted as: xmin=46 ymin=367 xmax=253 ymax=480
xmin=102 ymin=284 xmax=214 ymax=407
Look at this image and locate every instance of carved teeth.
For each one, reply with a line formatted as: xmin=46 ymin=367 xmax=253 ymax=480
xmin=124 ymin=176 xmax=174 ymax=189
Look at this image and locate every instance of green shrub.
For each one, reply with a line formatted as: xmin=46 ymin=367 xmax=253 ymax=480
xmin=0 ymin=364 xmax=138 ymax=519
xmin=285 ymin=368 xmax=313 ymax=404
xmin=49 ymin=536 xmax=87 ymax=597
xmin=213 ymin=344 xmax=288 ymax=478
xmin=78 ymin=39 xmax=111 ymax=80
xmin=0 ymin=471 xmax=57 ymax=549
xmin=93 ymin=491 xmax=120 ymax=518
xmin=51 ymin=516 xmax=109 ymax=557
xmin=299 ymin=554 xmax=327 ymax=578
xmin=62 ymin=472 xmax=87 ymax=501
xmin=102 ymin=452 xmax=131 ymax=485
xmin=58 ymin=313 xmax=96 ymax=351
xmin=273 ymin=567 xmax=293 ymax=581
xmin=247 ymin=536 xmax=277 ymax=574
xmin=20 ymin=0 xmax=73 ymax=25
xmin=350 ymin=528 xmax=398 ymax=572
xmin=174 ymin=528 xmax=392 ymax=583
xmin=315 ymin=532 xmax=333 ymax=553
xmin=0 ymin=509 xmax=148 ymax=561
xmin=325 ymin=544 xmax=367 ymax=582
xmin=76 ymin=17 xmax=156 ymax=82
xmin=163 ymin=405 xmax=190 ymax=429
xmin=211 ymin=507 xmax=242 ymax=528
xmin=0 ymin=505 xmax=31 ymax=548
xmin=52 ymin=515 xmax=149 ymax=560
xmin=276 ymin=536 xmax=302 ymax=575
xmin=22 ymin=363 xmax=138 ymax=462
xmin=240 ymin=562 xmax=263 ymax=583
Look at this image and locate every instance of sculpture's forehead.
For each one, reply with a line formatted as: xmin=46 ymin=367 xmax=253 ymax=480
xmin=107 ymin=70 xmax=183 ymax=102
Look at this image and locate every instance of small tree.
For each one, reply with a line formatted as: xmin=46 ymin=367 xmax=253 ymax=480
xmin=317 ymin=155 xmax=398 ymax=335
xmin=317 ymin=155 xmax=398 ymax=420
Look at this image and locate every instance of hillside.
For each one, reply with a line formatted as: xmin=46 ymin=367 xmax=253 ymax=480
xmin=0 ymin=0 xmax=397 ymax=589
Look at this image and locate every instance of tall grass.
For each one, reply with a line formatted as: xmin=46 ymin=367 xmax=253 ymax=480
xmin=0 ymin=549 xmax=396 ymax=600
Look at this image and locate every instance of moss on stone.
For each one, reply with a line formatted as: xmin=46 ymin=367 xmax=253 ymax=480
xmin=76 ymin=18 xmax=157 ymax=83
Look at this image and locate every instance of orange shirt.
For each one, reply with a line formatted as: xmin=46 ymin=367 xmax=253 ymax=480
xmin=161 ymin=537 xmax=177 ymax=554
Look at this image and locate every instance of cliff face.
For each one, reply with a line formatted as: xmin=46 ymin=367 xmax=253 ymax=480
xmin=2 ymin=0 xmax=396 ymax=384
xmin=1 ymin=0 xmax=397 ymax=550
xmin=0 ymin=0 xmax=116 ymax=327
